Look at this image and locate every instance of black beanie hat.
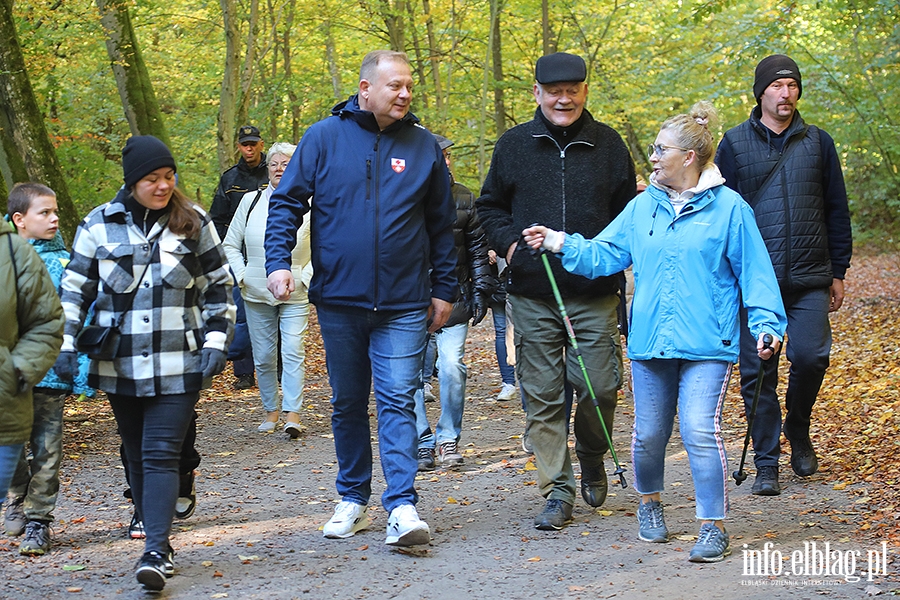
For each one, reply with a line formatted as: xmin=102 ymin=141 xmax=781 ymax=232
xmin=122 ymin=135 xmax=177 ymax=189
xmin=753 ymin=54 xmax=802 ymax=103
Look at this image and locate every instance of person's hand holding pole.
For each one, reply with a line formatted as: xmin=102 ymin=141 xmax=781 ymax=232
xmin=522 ymin=225 xmax=565 ymax=253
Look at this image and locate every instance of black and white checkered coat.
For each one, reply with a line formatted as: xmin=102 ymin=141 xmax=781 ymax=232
xmin=60 ymin=193 xmax=235 ymax=397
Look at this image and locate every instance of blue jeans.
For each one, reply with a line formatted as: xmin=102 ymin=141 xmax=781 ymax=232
xmin=414 ymin=322 xmax=468 ymax=448
xmin=228 ymin=287 xmax=255 ymax=377
xmin=109 ymin=392 xmax=198 ymax=554
xmin=244 ymin=300 xmax=309 ymax=414
xmin=630 ymin=359 xmax=732 ymax=521
xmin=739 ymin=287 xmax=831 ymax=467
xmin=0 ymin=443 xmax=25 ymax=510
xmin=316 ymin=304 xmax=426 ymax=512
xmin=489 ymin=301 xmax=515 ymax=386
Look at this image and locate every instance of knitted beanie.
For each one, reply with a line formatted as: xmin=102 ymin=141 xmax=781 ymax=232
xmin=753 ymin=54 xmax=802 ymax=102
xmin=122 ymin=135 xmax=177 ymax=188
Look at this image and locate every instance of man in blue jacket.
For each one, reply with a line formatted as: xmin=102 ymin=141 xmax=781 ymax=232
xmin=716 ymin=55 xmax=852 ymax=496
xmin=265 ymin=50 xmax=457 ymax=547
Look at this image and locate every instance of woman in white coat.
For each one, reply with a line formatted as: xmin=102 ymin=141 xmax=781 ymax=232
xmin=223 ymin=142 xmax=312 ymax=436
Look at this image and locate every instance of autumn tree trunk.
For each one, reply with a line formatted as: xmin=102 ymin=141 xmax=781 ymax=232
xmin=323 ymin=16 xmax=342 ymax=101
xmin=0 ymin=107 xmax=29 ymax=199
xmin=0 ymin=0 xmax=78 ymax=242
xmin=405 ymin=0 xmax=429 ymax=109
xmin=95 ymin=0 xmax=171 ymax=147
xmin=491 ymin=0 xmax=506 ymax=137
xmin=218 ymin=0 xmax=241 ymax=172
xmin=422 ymin=0 xmax=444 ymax=116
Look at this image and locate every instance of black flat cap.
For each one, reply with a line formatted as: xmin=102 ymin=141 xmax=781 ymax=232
xmin=535 ymin=52 xmax=586 ymax=84
xmin=238 ymin=125 xmax=262 ymax=143
xmin=432 ymin=133 xmax=454 ymax=150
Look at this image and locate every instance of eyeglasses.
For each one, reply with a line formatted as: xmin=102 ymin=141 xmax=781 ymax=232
xmin=647 ymin=144 xmax=689 ymax=158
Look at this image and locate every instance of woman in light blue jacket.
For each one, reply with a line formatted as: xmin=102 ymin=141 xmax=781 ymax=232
xmin=524 ymin=101 xmax=787 ymax=564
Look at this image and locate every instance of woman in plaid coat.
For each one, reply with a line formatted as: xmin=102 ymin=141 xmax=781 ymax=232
xmin=57 ymin=136 xmax=235 ymax=592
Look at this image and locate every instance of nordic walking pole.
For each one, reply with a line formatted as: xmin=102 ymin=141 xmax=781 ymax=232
xmin=733 ymin=333 xmax=773 ymax=485
xmin=538 ymin=250 xmax=628 ymax=489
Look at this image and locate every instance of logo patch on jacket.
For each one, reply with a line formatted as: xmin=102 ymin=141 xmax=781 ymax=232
xmin=391 ymin=158 xmax=406 ymax=173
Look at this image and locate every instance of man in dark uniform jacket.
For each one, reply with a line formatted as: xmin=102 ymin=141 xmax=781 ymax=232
xmin=210 ymin=124 xmax=268 ymax=390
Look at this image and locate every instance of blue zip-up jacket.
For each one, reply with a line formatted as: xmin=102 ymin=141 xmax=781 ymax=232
xmin=559 ymin=170 xmax=786 ymax=362
xmin=265 ymin=95 xmax=457 ymax=309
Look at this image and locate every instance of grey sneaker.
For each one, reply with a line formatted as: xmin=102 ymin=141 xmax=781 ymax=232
xmin=417 ymin=447 xmax=436 ymax=471
xmin=438 ymin=440 xmax=464 ymax=468
xmin=689 ymin=523 xmax=731 ymax=562
xmin=4 ymin=496 xmax=26 ymax=536
xmin=637 ymin=500 xmax=669 ymax=543
xmin=522 ymin=427 xmax=534 ymax=455
xmin=19 ymin=520 xmax=51 ymax=555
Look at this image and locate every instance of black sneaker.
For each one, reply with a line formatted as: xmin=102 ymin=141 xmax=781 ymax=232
xmin=579 ymin=461 xmax=608 ymax=507
xmin=175 ymin=471 xmax=196 ymax=520
xmin=162 ymin=545 xmax=176 ymax=577
xmin=128 ymin=512 xmax=146 ymax=539
xmin=751 ymin=465 xmax=781 ymax=496
xmin=233 ymin=374 xmax=255 ymax=390
xmin=789 ymin=437 xmax=819 ymax=477
xmin=19 ymin=520 xmax=51 ymax=555
xmin=136 ymin=551 xmax=168 ymax=592
xmin=534 ymin=499 xmax=573 ymax=531
xmin=416 ymin=447 xmax=435 ymax=472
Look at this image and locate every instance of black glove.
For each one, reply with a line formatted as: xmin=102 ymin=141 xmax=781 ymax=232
xmin=53 ymin=351 xmax=79 ymax=382
xmin=471 ymin=293 xmax=488 ymax=327
xmin=200 ymin=348 xmax=227 ymax=379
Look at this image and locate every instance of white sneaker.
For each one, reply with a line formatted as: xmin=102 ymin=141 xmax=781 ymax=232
xmin=423 ymin=382 xmax=436 ymax=402
xmin=385 ymin=504 xmax=430 ymax=546
xmin=322 ymin=501 xmax=370 ymax=539
xmin=497 ymin=383 xmax=517 ymax=401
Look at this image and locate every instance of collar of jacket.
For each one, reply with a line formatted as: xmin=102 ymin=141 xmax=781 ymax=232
xmin=528 ymin=107 xmax=598 ymax=149
xmin=237 ymin=152 xmax=267 ymax=172
xmin=646 ymin=175 xmax=720 ymax=218
xmin=749 ymin=105 xmax=808 ymax=143
xmin=103 ymin=187 xmax=171 ymax=236
xmin=331 ymin=94 xmax=421 ymax=134
xmin=30 ymin=229 xmax=67 ymax=253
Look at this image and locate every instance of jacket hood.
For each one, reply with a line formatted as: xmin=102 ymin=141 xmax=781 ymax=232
xmin=650 ymin=164 xmax=726 ymax=198
xmin=331 ymin=94 xmax=421 ymax=133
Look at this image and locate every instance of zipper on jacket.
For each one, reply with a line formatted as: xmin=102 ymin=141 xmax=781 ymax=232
xmin=780 ymin=168 xmax=793 ymax=290
xmin=560 ymin=149 xmax=567 ymax=231
xmin=372 ymin=133 xmax=381 ymax=310
xmin=366 ymin=159 xmax=372 ymax=200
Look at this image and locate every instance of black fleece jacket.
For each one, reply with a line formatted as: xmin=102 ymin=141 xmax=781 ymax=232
xmin=476 ymin=108 xmax=636 ymax=299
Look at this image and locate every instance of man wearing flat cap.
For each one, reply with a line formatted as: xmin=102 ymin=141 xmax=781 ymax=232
xmin=476 ymin=52 xmax=636 ymax=530
xmin=716 ymin=55 xmax=852 ymax=496
xmin=210 ymin=124 xmax=269 ymax=391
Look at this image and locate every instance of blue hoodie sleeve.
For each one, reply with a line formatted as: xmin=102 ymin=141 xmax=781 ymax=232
xmin=559 ymin=202 xmax=635 ymax=279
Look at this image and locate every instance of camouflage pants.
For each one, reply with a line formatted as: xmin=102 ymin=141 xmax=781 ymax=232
xmin=8 ymin=390 xmax=65 ymax=522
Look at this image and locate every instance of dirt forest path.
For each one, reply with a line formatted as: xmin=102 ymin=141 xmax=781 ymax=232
xmin=3 ymin=255 xmax=899 ymax=600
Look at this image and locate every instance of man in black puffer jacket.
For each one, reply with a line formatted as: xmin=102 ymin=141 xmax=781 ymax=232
xmin=716 ymin=55 xmax=852 ymax=496
xmin=414 ymin=134 xmax=498 ymax=472
xmin=477 ymin=53 xmax=635 ymax=530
